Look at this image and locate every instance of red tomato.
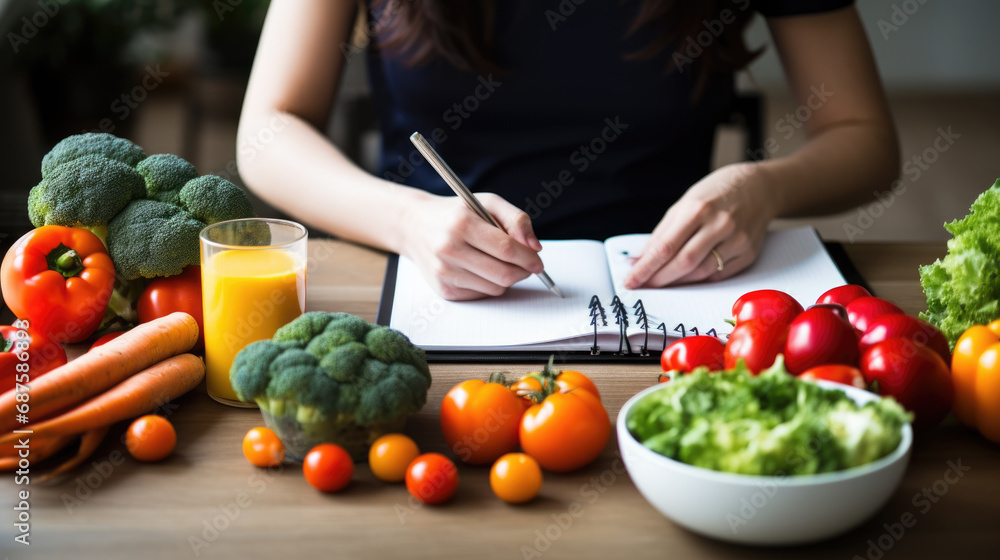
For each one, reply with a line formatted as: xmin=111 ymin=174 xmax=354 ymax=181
xmin=799 ymin=364 xmax=866 ymax=388
xmin=660 ymin=336 xmax=725 ymax=372
xmin=89 ymin=331 xmax=126 ymax=350
xmin=816 ymin=285 xmax=872 ymax=308
xmin=845 ymin=297 xmax=903 ymax=333
xmin=731 ymin=290 xmax=803 ymax=327
xmin=723 ymin=318 xmax=789 ymax=373
xmin=858 ymin=314 xmax=950 ymax=365
xmin=440 ymin=378 xmax=524 ymax=465
xmin=125 ymin=415 xmax=177 ymax=462
xmin=860 ymin=338 xmax=953 ymax=428
xmin=784 ymin=307 xmax=860 ymax=374
xmin=303 ymin=444 xmax=353 ymax=492
xmin=242 ymin=427 xmax=285 ymax=468
xmin=406 ymin=453 xmax=459 ymax=504
xmin=519 ymin=388 xmax=610 ymax=473
xmin=138 ymin=266 xmax=204 ymax=350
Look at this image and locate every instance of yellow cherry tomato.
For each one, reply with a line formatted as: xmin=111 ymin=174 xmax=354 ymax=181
xmin=369 ymin=433 xmax=420 ymax=482
xmin=951 ymin=325 xmax=999 ymax=427
xmin=490 ymin=453 xmax=543 ymax=504
xmin=242 ymin=427 xmax=285 ymax=467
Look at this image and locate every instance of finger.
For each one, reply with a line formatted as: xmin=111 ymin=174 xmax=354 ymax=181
xmin=439 ymin=242 xmax=533 ymax=288
xmin=705 ymin=252 xmax=754 ymax=282
xmin=704 ymin=235 xmax=761 ymax=282
xmin=672 ymin=250 xmax=728 ymax=285
xmin=464 ymin=219 xmax=544 ymax=275
xmin=641 ymin=225 xmax=725 ymax=288
xmin=432 ymin=263 xmax=508 ymax=301
xmin=479 ymin=193 xmax=543 ymax=251
xmin=623 ymin=214 xmax=700 ymax=289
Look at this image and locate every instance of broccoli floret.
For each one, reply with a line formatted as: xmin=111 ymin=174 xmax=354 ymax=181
xmin=41 ymin=133 xmax=147 ymax=177
xmin=230 ymin=312 xmax=432 ymax=460
xmin=136 ymin=154 xmax=198 ymax=205
xmin=180 ymin=175 xmax=256 ymax=224
xmin=106 ymin=199 xmax=204 ymax=279
xmin=28 ymin=154 xmax=146 ymax=235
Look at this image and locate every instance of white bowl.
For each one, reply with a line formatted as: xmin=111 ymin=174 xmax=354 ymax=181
xmin=617 ymin=380 xmax=912 ymax=546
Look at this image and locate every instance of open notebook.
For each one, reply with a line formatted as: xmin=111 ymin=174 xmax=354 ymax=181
xmin=378 ymin=227 xmax=848 ymax=358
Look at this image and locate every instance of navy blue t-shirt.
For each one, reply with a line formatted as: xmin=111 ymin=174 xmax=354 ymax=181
xmin=365 ymin=0 xmax=853 ymax=239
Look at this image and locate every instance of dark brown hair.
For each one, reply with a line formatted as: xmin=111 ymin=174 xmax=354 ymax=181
xmin=371 ymin=0 xmax=761 ymax=93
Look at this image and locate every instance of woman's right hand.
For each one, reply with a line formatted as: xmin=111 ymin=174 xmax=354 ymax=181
xmin=399 ymin=192 xmax=544 ymax=301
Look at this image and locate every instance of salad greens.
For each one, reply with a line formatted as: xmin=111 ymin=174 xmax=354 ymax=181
xmin=920 ymin=178 xmax=1000 ymax=347
xmin=626 ymin=359 xmax=911 ymax=476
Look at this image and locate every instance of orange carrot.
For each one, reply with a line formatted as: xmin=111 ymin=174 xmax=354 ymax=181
xmin=0 ymin=312 xmax=199 ymax=432
xmin=0 ymin=433 xmax=76 ymax=470
xmin=0 ymin=353 xmax=204 ymax=447
xmin=36 ymin=425 xmax=110 ymax=483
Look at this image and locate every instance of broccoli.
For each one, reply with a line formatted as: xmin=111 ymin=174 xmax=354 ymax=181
xmin=106 ymin=199 xmax=205 ymax=279
xmin=180 ymin=175 xmax=255 ymax=224
xmin=135 ymin=153 xmax=198 ymax=205
xmin=230 ymin=312 xmax=432 ymax=461
xmin=41 ymin=132 xmax=148 ymax=177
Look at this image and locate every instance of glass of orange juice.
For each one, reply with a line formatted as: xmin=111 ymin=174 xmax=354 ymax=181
xmin=199 ymin=218 xmax=307 ymax=407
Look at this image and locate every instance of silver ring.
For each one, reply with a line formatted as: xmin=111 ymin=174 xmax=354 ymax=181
xmin=711 ymin=249 xmax=724 ymax=272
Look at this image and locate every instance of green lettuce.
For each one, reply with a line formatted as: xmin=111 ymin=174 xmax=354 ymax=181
xmin=626 ymin=359 xmax=911 ymax=476
xmin=919 ymin=178 xmax=1000 ymax=347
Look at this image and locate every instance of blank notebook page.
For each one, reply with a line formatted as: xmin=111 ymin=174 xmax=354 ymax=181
xmin=390 ymin=240 xmax=619 ymax=349
xmin=603 ymin=227 xmax=848 ymax=338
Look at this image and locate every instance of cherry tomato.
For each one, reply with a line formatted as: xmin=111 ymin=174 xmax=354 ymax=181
xmin=490 ymin=453 xmax=543 ymax=504
xmin=369 ymin=433 xmax=420 ymax=482
xmin=723 ymin=318 xmax=789 ymax=373
xmin=303 ymin=443 xmax=354 ymax=492
xmin=845 ymin=296 xmax=903 ymax=333
xmin=137 ymin=266 xmax=205 ymax=350
xmin=512 ymin=369 xmax=600 ymax=403
xmin=799 ymin=364 xmax=866 ymax=388
xmin=858 ymin=313 xmax=950 ymax=365
xmin=125 ymin=415 xmax=177 ymax=462
xmin=952 ymin=325 xmax=1000 ymax=427
xmin=861 ymin=338 xmax=953 ymax=428
xmin=732 ymin=290 xmax=803 ymax=327
xmin=816 ymin=285 xmax=871 ymax=308
xmin=89 ymin=331 xmax=126 ymax=350
xmin=660 ymin=336 xmax=725 ymax=372
xmin=784 ymin=306 xmax=860 ymax=374
xmin=242 ymin=427 xmax=285 ymax=468
xmin=441 ymin=378 xmax=524 ymax=464
xmin=406 ymin=453 xmax=459 ymax=504
xmin=520 ymin=388 xmax=610 ymax=472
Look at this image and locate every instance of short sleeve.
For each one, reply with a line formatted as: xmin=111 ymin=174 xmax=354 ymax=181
xmin=752 ymin=0 xmax=854 ymax=18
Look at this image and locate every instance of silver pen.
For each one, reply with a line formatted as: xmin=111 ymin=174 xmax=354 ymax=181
xmin=409 ymin=132 xmax=564 ymax=298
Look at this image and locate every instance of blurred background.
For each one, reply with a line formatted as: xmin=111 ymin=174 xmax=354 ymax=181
xmin=1 ymin=0 xmax=998 ymax=255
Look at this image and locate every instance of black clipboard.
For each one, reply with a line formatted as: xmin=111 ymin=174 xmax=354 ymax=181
xmin=376 ymin=242 xmax=870 ymax=364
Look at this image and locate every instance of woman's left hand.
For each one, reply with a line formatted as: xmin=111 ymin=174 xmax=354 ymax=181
xmin=623 ymin=162 xmax=777 ymax=289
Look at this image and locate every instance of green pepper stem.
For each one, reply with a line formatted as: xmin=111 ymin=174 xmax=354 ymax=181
xmin=46 ymin=244 xmax=84 ymax=278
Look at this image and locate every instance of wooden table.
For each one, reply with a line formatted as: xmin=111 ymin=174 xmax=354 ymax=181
xmin=3 ymin=240 xmax=999 ymax=560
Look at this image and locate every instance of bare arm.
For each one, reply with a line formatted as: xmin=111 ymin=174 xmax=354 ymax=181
xmin=238 ymin=0 xmax=542 ymax=300
xmin=625 ymin=6 xmax=899 ymax=288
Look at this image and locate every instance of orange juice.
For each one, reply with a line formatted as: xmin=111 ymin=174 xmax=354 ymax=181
xmin=202 ymin=249 xmax=305 ymax=403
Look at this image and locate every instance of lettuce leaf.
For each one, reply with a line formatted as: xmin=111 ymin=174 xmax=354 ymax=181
xmin=919 ymin=178 xmax=1000 ymax=347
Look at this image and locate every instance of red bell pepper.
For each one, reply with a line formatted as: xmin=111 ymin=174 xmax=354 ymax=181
xmin=1 ymin=226 xmax=116 ymax=343
xmin=138 ymin=266 xmax=204 ymax=350
xmin=1 ymin=322 xmax=68 ymax=392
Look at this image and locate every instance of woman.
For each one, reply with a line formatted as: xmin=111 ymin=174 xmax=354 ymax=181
xmin=238 ymin=0 xmax=898 ymax=300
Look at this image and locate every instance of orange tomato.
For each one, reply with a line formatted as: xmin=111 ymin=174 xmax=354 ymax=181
xmin=951 ymin=325 xmax=998 ymax=426
xmin=369 ymin=433 xmax=420 ymax=482
xmin=125 ymin=415 xmax=177 ymax=462
xmin=512 ymin=369 xmax=600 ymax=408
xmin=242 ymin=427 xmax=285 ymax=468
xmin=440 ymin=378 xmax=524 ymax=465
xmin=490 ymin=453 xmax=543 ymax=504
xmin=520 ymin=387 xmax=610 ymax=473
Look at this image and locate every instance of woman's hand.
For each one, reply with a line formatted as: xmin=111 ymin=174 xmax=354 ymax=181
xmin=624 ymin=163 xmax=777 ymax=289
xmin=400 ymin=192 xmax=544 ymax=300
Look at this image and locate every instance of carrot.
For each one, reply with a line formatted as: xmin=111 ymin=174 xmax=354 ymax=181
xmin=0 ymin=312 xmax=199 ymax=432
xmin=0 ymin=353 xmax=204 ymax=447
xmin=0 ymin=433 xmax=76 ymax=470
xmin=36 ymin=425 xmax=110 ymax=483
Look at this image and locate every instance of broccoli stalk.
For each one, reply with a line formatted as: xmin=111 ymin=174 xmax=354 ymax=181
xmin=230 ymin=313 xmax=432 ymax=461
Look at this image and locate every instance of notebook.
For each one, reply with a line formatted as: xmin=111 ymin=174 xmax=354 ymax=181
xmin=377 ymin=227 xmax=849 ymax=361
